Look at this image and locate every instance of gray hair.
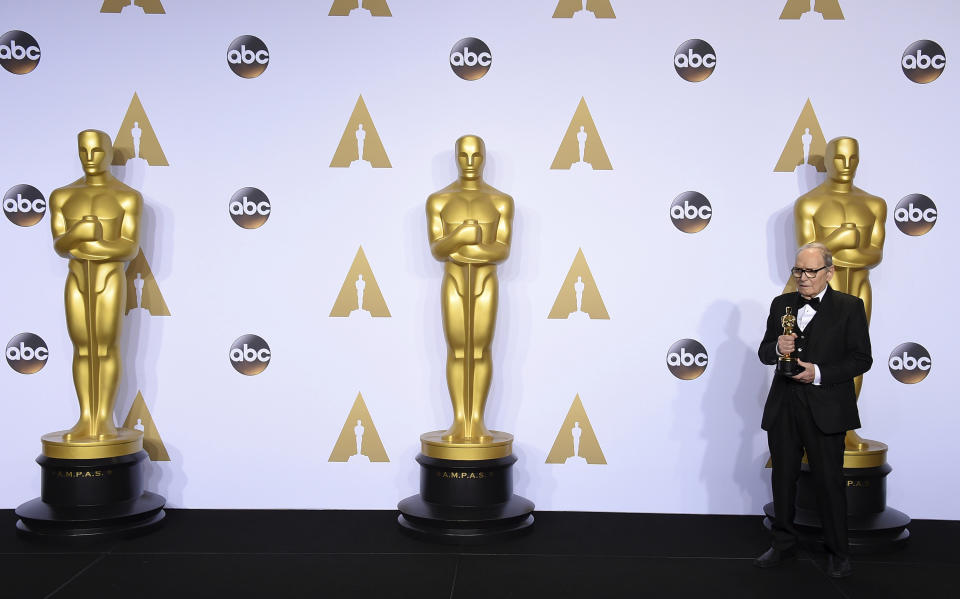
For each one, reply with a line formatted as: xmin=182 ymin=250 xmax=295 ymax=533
xmin=797 ymin=242 xmax=833 ymax=267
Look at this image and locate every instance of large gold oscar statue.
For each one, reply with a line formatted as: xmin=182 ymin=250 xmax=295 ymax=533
xmin=770 ymin=136 xmax=909 ymax=552
xmin=44 ymin=129 xmax=144 ymax=459
xmin=398 ymin=135 xmax=532 ymax=542
xmin=16 ymin=130 xmax=164 ymax=538
xmin=787 ymin=136 xmax=887 ymax=466
xmin=421 ymin=134 xmax=515 ymax=460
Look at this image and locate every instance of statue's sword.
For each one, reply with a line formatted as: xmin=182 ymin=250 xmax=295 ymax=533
xmin=463 ymin=220 xmax=478 ymax=439
xmin=84 ymin=258 xmax=99 ymax=436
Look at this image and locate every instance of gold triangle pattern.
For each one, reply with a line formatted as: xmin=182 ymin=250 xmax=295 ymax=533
xmin=328 ymin=392 xmax=390 ymax=462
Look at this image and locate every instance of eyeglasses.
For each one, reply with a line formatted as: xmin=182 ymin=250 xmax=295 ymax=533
xmin=791 ymin=266 xmax=829 ymax=279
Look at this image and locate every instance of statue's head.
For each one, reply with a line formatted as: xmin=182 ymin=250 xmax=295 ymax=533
xmin=824 ymin=136 xmax=859 ymax=184
xmin=77 ymin=129 xmax=113 ymax=176
xmin=455 ymin=134 xmax=485 ymax=181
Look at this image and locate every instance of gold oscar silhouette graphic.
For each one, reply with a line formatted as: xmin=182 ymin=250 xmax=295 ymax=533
xmin=122 ymin=391 xmax=170 ymax=461
xmin=398 ymin=135 xmax=533 ymax=541
xmin=764 ymin=136 xmax=910 ymax=552
xmin=779 ymin=0 xmax=844 ymax=20
xmin=101 ymin=0 xmax=166 ymax=14
xmin=330 ymin=96 xmax=391 ymax=168
xmin=776 ymin=99 xmax=828 ymax=194
xmin=329 ymin=246 xmax=390 ymax=318
xmin=548 ymin=248 xmax=609 ymax=319
xmin=113 ymin=93 xmax=168 ymax=166
xmin=329 ymin=0 xmax=392 ymax=17
xmin=552 ymin=0 xmax=616 ymax=18
xmin=775 ymin=99 xmax=826 ymax=173
xmin=15 ymin=130 xmax=165 ymax=538
xmin=328 ymin=393 xmax=389 ymax=462
xmin=551 ymin=97 xmax=612 ymax=170
xmin=545 ymin=394 xmax=607 ymax=464
xmin=124 ymin=248 xmax=170 ymax=316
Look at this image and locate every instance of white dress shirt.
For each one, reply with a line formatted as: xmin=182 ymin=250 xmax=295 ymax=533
xmin=797 ymin=286 xmax=829 ymax=385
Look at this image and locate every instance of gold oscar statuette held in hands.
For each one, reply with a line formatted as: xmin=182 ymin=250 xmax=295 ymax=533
xmin=776 ymin=307 xmax=800 ymax=377
xmin=43 ymin=129 xmax=144 ymax=460
xmin=422 ymin=135 xmax=515 ymax=461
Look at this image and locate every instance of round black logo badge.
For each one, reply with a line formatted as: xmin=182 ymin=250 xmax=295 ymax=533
xmin=666 ymin=339 xmax=708 ymax=380
xmin=229 ymin=187 xmax=271 ymax=229
xmin=902 ymin=40 xmax=946 ymax=84
xmin=670 ymin=191 xmax=712 ymax=233
xmin=230 ymin=334 xmax=271 ymax=375
xmin=450 ymin=37 xmax=492 ymax=81
xmin=674 ymin=39 xmax=716 ymax=82
xmin=888 ymin=342 xmax=931 ymax=384
xmin=228 ymin=35 xmax=269 ymax=78
xmin=6 ymin=332 xmax=48 ymax=374
xmin=894 ymin=194 xmax=937 ymax=236
xmin=0 ymin=30 xmax=41 ymax=75
xmin=3 ymin=184 xmax=46 ymax=227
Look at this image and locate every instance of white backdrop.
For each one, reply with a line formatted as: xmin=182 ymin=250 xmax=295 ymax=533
xmin=1 ymin=0 xmax=956 ymax=518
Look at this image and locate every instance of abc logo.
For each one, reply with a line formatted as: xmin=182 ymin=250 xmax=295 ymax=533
xmin=6 ymin=332 xmax=48 ymax=374
xmin=888 ymin=342 xmax=931 ymax=384
xmin=227 ymin=35 xmax=269 ymax=79
xmin=0 ymin=30 xmax=41 ymax=75
xmin=894 ymin=194 xmax=937 ymax=236
xmin=450 ymin=37 xmax=492 ymax=81
xmin=674 ymin=39 xmax=716 ymax=82
xmin=229 ymin=187 xmax=271 ymax=229
xmin=666 ymin=339 xmax=708 ymax=380
xmin=3 ymin=184 xmax=46 ymax=227
xmin=230 ymin=334 xmax=271 ymax=376
xmin=670 ymin=191 xmax=712 ymax=233
xmin=901 ymin=40 xmax=946 ymax=84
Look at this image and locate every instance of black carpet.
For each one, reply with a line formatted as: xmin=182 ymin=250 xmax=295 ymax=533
xmin=0 ymin=509 xmax=955 ymax=598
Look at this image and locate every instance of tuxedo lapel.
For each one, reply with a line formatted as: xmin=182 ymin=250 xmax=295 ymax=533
xmin=800 ymin=286 xmax=834 ymax=351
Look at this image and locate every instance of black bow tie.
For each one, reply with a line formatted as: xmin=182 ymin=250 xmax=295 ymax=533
xmin=798 ymin=296 xmax=820 ymax=310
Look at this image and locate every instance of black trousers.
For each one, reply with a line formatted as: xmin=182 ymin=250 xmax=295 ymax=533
xmin=768 ymin=388 xmax=849 ymax=557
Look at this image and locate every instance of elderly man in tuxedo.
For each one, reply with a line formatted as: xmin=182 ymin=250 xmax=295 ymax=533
xmin=755 ymin=242 xmax=872 ymax=578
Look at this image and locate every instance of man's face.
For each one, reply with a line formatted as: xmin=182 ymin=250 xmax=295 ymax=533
xmin=825 ymin=137 xmax=859 ymax=184
xmin=77 ymin=131 xmax=112 ymax=176
xmin=795 ymin=248 xmax=834 ymax=298
xmin=456 ymin=136 xmax=484 ymax=180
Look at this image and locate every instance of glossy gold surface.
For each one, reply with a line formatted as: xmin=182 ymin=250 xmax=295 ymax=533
xmin=779 ymin=306 xmax=797 ymax=363
xmin=41 ymin=429 xmax=142 ymax=460
xmin=45 ymin=130 xmax=144 ymax=458
xmin=425 ymin=135 xmax=515 ymax=456
xmin=420 ymin=431 xmax=514 ymax=461
xmin=788 ymin=136 xmax=887 ymax=462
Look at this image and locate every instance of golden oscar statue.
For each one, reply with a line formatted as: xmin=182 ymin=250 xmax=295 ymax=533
xmin=771 ymin=136 xmax=909 ymax=551
xmin=398 ymin=135 xmax=533 ymax=542
xmin=785 ymin=136 xmax=887 ymax=466
xmin=16 ymin=130 xmax=165 ymax=538
xmin=424 ymin=134 xmax=514 ymax=456
xmin=47 ymin=129 xmax=143 ymax=456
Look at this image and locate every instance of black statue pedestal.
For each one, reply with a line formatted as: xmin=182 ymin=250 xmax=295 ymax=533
xmin=763 ymin=462 xmax=910 ymax=554
xmin=16 ymin=450 xmax=166 ymax=540
xmin=398 ymin=454 xmax=534 ymax=544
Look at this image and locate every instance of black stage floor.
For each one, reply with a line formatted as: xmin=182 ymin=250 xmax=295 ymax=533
xmin=1 ymin=509 xmax=955 ymax=598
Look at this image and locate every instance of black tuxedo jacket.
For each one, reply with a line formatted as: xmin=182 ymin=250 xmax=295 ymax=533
xmin=758 ymin=286 xmax=872 ymax=434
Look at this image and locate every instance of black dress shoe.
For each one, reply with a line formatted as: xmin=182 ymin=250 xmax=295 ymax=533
xmin=753 ymin=547 xmax=797 ymax=568
xmin=828 ymin=555 xmax=852 ymax=578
